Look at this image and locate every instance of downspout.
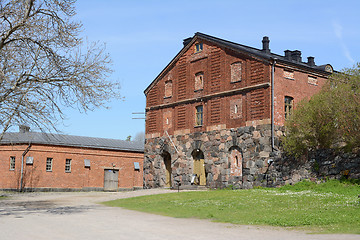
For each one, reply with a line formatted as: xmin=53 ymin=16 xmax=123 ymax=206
xmin=20 ymin=143 xmax=32 ymax=192
xmin=271 ymin=58 xmax=277 ymax=152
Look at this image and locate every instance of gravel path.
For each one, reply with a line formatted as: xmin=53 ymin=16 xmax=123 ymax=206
xmin=0 ymin=190 xmax=359 ymax=240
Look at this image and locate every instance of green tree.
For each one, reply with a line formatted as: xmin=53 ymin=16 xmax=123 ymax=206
xmin=283 ymin=63 xmax=360 ymax=156
xmin=0 ymin=0 xmax=120 ymax=139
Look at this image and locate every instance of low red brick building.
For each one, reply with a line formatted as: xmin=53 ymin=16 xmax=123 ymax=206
xmin=144 ymin=33 xmax=333 ymax=189
xmin=0 ymin=126 xmax=144 ymax=191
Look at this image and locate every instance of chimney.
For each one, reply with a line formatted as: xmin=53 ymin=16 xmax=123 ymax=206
xmin=19 ymin=125 xmax=30 ymax=133
xmin=183 ymin=37 xmax=192 ymax=46
xmin=284 ymin=50 xmax=292 ymax=60
xmin=291 ymin=50 xmax=302 ymax=62
xmin=307 ymin=56 xmax=315 ymax=66
xmin=262 ymin=36 xmax=270 ymax=54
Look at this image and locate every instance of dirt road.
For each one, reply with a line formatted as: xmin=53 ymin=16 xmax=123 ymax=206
xmin=0 ymin=190 xmax=358 ymax=240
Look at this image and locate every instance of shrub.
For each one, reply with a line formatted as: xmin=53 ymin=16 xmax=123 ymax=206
xmin=282 ymin=63 xmax=360 ymax=156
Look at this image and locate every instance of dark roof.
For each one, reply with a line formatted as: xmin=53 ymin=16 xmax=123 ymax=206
xmin=194 ymin=32 xmax=333 ymax=71
xmin=0 ymin=132 xmax=144 ymax=153
xmin=144 ymin=32 xmax=333 ymax=95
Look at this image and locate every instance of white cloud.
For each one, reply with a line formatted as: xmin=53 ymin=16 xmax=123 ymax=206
xmin=333 ymin=22 xmax=343 ymax=39
xmin=332 ymin=21 xmax=355 ymax=64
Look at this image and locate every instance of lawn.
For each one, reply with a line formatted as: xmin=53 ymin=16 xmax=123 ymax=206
xmin=103 ymin=180 xmax=360 ymax=234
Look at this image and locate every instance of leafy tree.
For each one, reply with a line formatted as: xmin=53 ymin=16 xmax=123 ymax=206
xmin=134 ymin=131 xmax=145 ymax=143
xmin=283 ymin=63 xmax=360 ymax=156
xmin=0 ymin=0 xmax=120 ymax=139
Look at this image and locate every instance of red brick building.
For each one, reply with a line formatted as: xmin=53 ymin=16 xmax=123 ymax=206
xmin=144 ymin=33 xmax=333 ymax=189
xmin=0 ymin=126 xmax=144 ymax=191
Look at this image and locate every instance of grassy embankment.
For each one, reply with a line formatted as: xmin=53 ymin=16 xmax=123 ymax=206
xmin=103 ymin=180 xmax=360 ymax=234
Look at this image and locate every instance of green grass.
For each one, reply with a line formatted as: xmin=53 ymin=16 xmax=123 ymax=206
xmin=103 ymin=180 xmax=360 ymax=234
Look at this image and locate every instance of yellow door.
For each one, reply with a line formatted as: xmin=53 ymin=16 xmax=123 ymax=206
xmin=199 ymin=158 xmax=206 ymax=185
xmin=194 ymin=159 xmax=206 ymax=186
xmin=165 ymin=158 xmax=172 ymax=187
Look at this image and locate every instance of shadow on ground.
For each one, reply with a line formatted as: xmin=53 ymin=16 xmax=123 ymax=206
xmin=0 ymin=200 xmax=90 ymax=217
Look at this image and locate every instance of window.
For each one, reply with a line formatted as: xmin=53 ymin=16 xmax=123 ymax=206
xmin=231 ymin=62 xmax=242 ymax=83
xmin=164 ymin=80 xmax=172 ymax=98
xmin=195 ymin=43 xmax=203 ymax=53
xmin=194 ymin=72 xmax=204 ymax=91
xmin=10 ymin=156 xmax=15 ymax=170
xmin=308 ymin=76 xmax=318 ymax=85
xmin=46 ymin=157 xmax=53 ymax=171
xmin=65 ymin=159 xmax=71 ymax=172
xmin=284 ymin=96 xmax=294 ymax=119
xmin=195 ymin=105 xmax=203 ymax=126
xmin=284 ymin=69 xmax=294 ymax=80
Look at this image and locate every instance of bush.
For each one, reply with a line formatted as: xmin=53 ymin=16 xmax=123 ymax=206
xmin=282 ymin=63 xmax=360 ymax=156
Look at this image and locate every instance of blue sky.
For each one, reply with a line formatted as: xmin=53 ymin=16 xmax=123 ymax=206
xmin=56 ymin=0 xmax=360 ymax=140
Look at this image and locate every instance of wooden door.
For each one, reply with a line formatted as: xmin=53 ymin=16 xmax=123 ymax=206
xmin=165 ymin=158 xmax=172 ymax=187
xmin=194 ymin=159 xmax=206 ymax=185
xmin=104 ymin=169 xmax=119 ymax=191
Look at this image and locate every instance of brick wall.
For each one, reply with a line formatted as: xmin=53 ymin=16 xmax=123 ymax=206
xmin=0 ymin=144 xmax=143 ymax=191
xmin=145 ymin=40 xmax=271 ymax=138
xmin=273 ymin=64 xmax=328 ymax=126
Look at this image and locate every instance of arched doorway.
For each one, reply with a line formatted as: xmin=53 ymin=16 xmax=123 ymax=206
xmin=191 ymin=149 xmax=206 ymax=186
xmin=162 ymin=151 xmax=172 ymax=187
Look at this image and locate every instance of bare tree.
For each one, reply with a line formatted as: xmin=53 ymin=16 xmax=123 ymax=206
xmin=0 ymin=0 xmax=120 ymax=139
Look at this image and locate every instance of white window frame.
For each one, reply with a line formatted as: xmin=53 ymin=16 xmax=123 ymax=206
xmin=10 ymin=156 xmax=15 ymax=170
xmin=65 ymin=159 xmax=71 ymax=173
xmin=46 ymin=157 xmax=53 ymax=172
xmin=195 ymin=105 xmax=203 ymax=126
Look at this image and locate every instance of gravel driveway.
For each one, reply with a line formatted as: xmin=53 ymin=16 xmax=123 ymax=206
xmin=0 ymin=189 xmax=358 ymax=240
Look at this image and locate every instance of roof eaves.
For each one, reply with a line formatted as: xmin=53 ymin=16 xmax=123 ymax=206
xmin=144 ymin=32 xmax=333 ymax=95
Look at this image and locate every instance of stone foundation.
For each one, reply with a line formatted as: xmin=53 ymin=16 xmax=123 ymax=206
xmin=267 ymin=149 xmax=360 ymax=186
xmin=144 ymin=124 xmax=360 ymax=189
xmin=144 ymin=124 xmax=278 ymax=189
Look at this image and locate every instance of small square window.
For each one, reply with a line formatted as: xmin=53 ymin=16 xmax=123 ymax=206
xmin=46 ymin=157 xmax=53 ymax=172
xmin=308 ymin=76 xmax=318 ymax=85
xmin=284 ymin=69 xmax=294 ymax=80
xmin=10 ymin=156 xmax=15 ymax=170
xmin=65 ymin=159 xmax=71 ymax=172
xmin=195 ymin=43 xmax=203 ymax=53
xmin=134 ymin=162 xmax=140 ymax=170
xmin=84 ymin=159 xmax=91 ymax=168
xmin=195 ymin=105 xmax=203 ymax=126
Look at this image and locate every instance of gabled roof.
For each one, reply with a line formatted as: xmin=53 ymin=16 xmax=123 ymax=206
xmin=0 ymin=131 xmax=144 ymax=153
xmin=144 ymin=32 xmax=333 ymax=95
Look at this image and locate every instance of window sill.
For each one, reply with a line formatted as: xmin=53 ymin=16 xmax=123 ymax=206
xmin=284 ymin=77 xmax=295 ymax=80
xmin=65 ymin=171 xmax=71 ymax=173
xmin=46 ymin=170 xmax=52 ymax=172
xmin=194 ymin=89 xmax=203 ymax=92
xmin=230 ymin=80 xmax=242 ymax=84
xmin=194 ymin=125 xmax=203 ymax=128
xmin=163 ymin=96 xmax=172 ymax=99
